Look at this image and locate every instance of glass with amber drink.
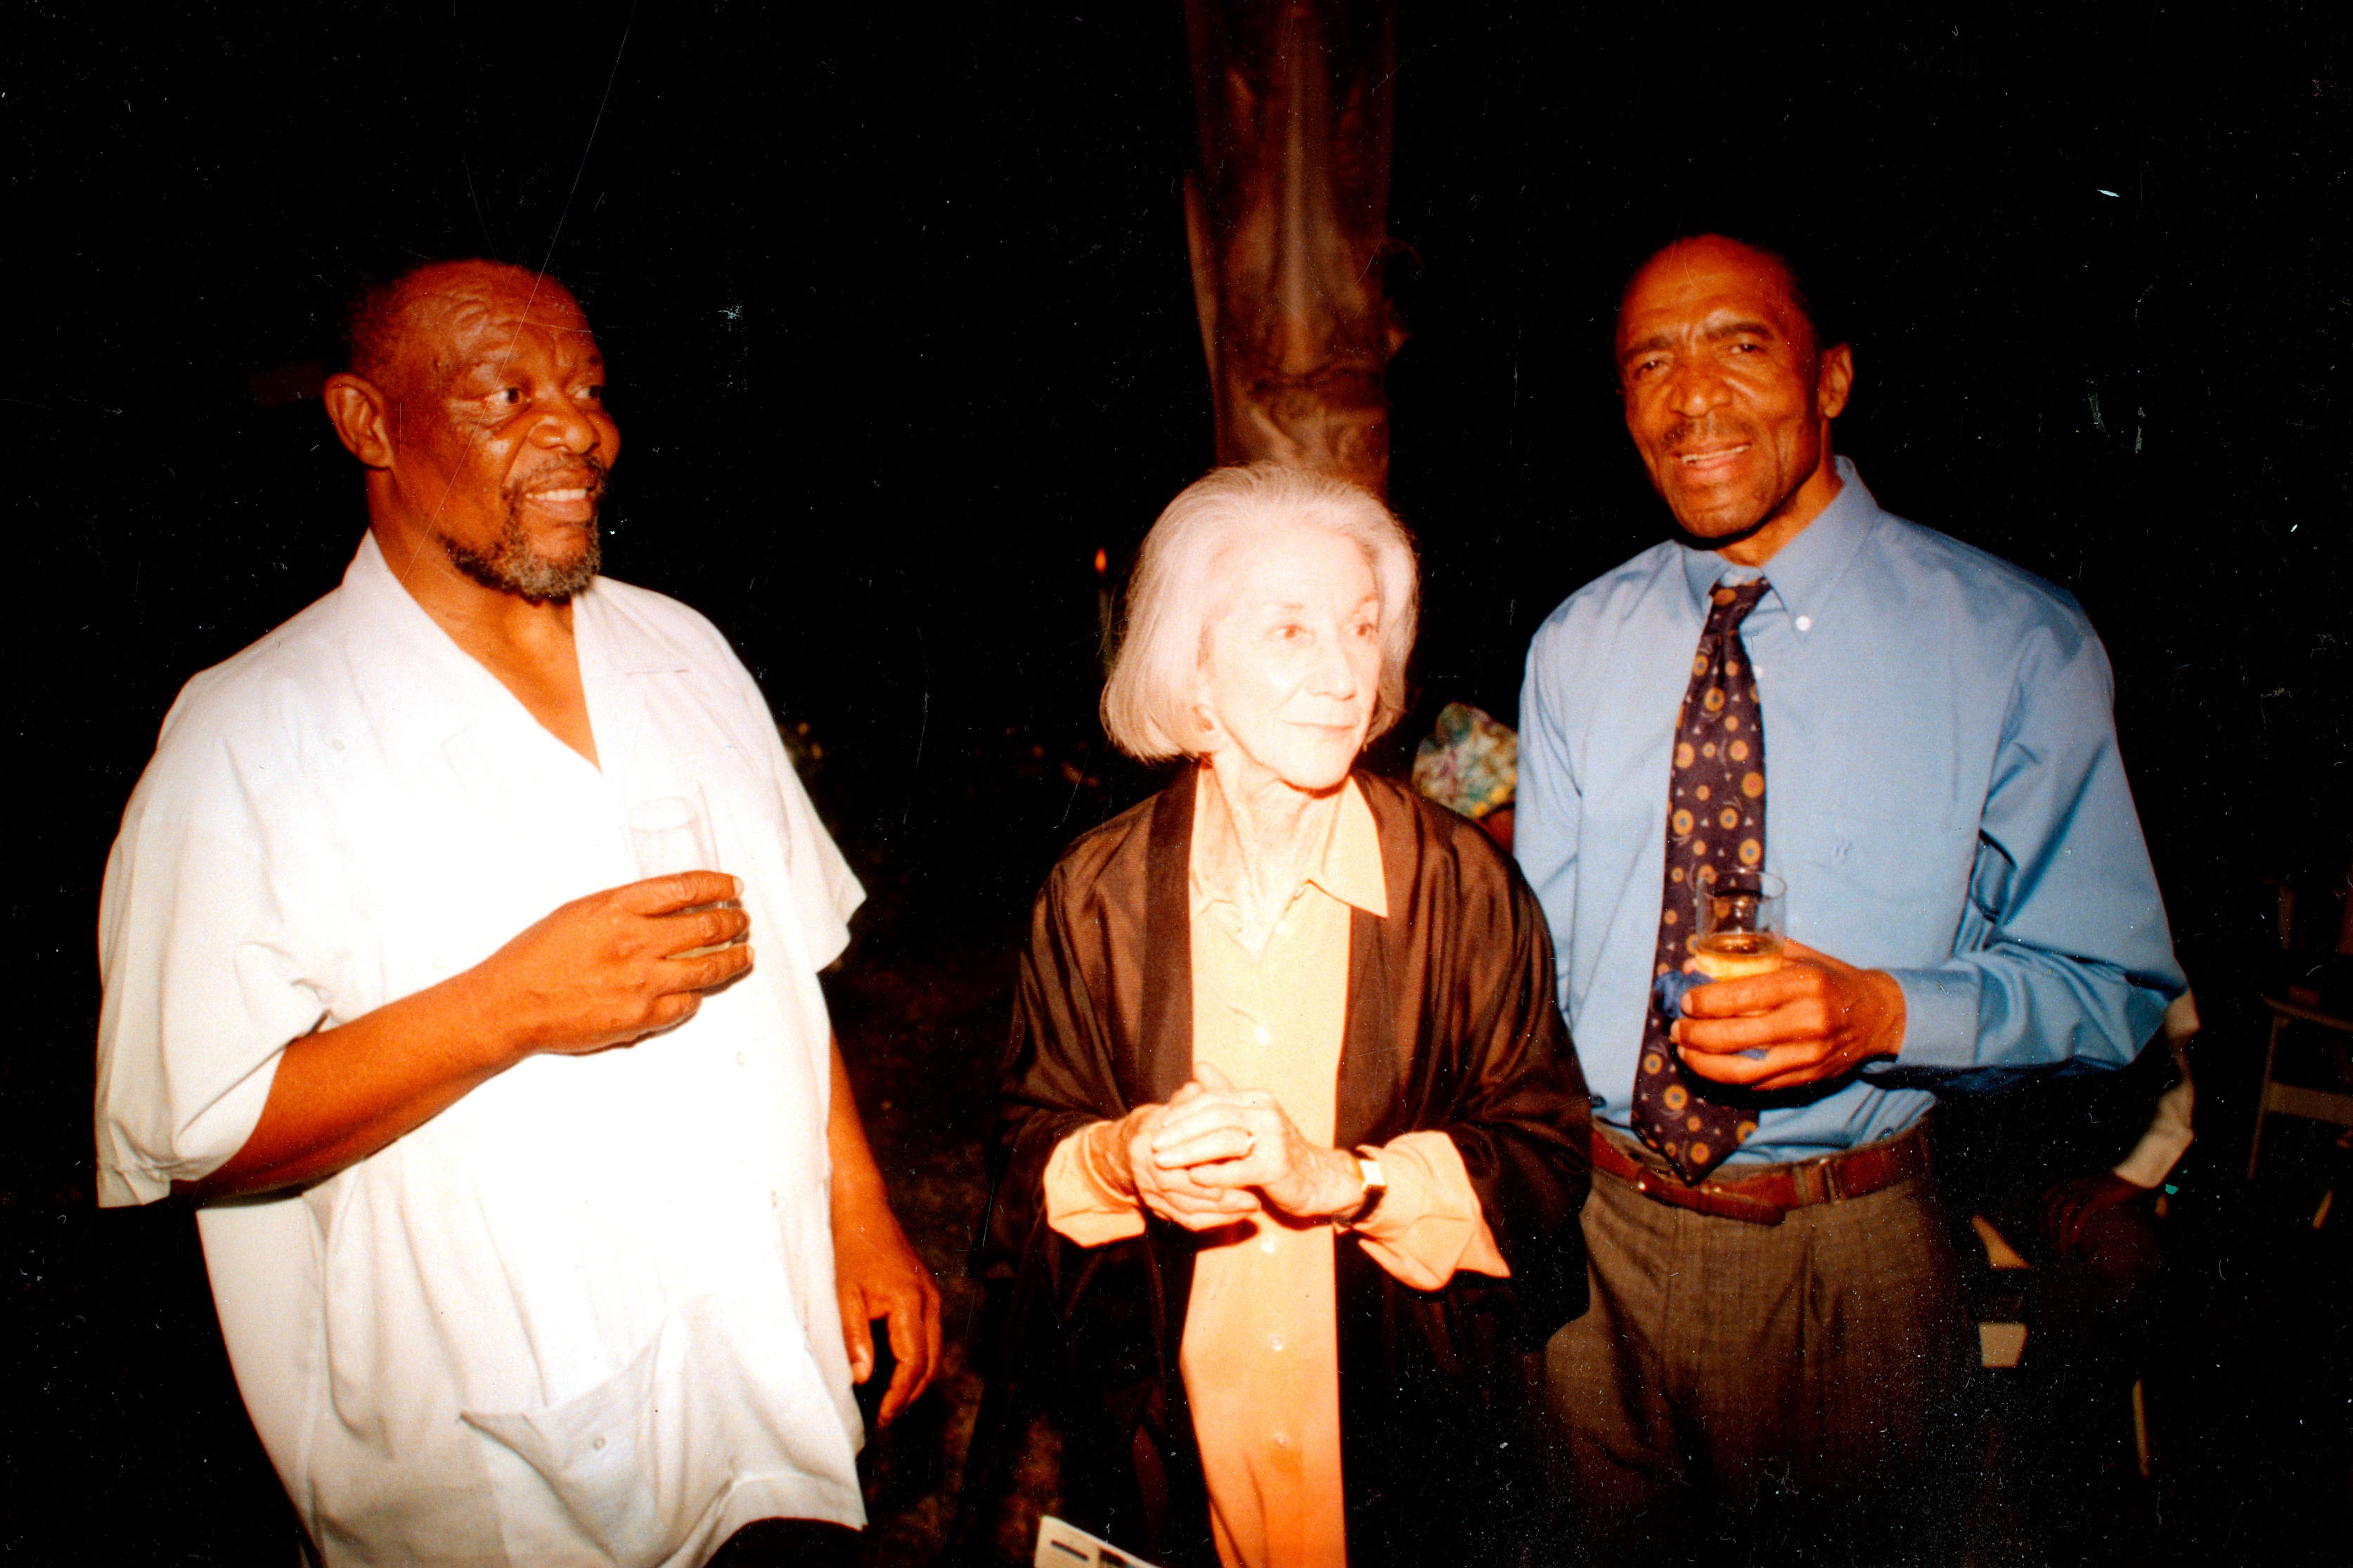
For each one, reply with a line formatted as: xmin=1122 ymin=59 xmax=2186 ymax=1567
xmin=1691 ymin=871 xmax=1786 ymax=980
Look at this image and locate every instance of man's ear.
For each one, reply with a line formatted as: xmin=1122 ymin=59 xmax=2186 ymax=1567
xmin=1816 ymin=343 xmax=1855 ymax=422
xmin=323 ymin=373 xmax=395 ymax=469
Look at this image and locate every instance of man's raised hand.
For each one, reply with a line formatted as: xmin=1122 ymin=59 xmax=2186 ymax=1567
xmin=184 ymin=873 xmax=754 ymax=1200
xmin=1672 ymin=939 xmax=1906 ymax=1091
xmin=479 ymin=872 xmax=754 ymax=1062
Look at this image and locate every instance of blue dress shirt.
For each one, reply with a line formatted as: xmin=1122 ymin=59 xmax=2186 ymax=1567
xmin=1517 ymin=459 xmax=2185 ymax=1164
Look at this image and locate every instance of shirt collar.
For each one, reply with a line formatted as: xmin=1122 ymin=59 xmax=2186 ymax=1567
xmin=1189 ymin=773 xmax=1390 ymax=921
xmin=1677 ymin=455 xmax=1878 ymax=623
xmin=335 ymin=531 xmax=512 ymax=744
xmin=335 ymin=531 xmax=632 ymax=746
xmin=579 ymin=590 xmax=694 ymax=675
xmin=1307 ymin=776 xmax=1388 ymax=918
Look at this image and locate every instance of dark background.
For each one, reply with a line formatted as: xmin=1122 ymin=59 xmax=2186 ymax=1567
xmin=7 ymin=2 xmax=2349 ymax=1562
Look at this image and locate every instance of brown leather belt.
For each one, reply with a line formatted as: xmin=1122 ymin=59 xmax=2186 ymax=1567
xmin=1591 ymin=1124 xmax=1931 ymax=1226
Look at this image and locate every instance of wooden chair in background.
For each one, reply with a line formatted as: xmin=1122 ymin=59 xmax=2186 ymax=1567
xmin=2247 ymin=867 xmax=2353 ymax=1181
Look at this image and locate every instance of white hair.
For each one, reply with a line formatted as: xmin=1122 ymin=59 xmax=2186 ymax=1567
xmin=1101 ymin=462 xmax=1419 ymax=763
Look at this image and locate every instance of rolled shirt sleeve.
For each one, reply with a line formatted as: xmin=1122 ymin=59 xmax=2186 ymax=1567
xmin=1043 ymin=1123 xmax=1149 ymax=1248
xmin=759 ymin=718 xmax=864 ymax=969
xmin=1349 ymin=1130 xmax=1509 ymax=1290
xmin=95 ymin=711 xmax=340 ymax=1206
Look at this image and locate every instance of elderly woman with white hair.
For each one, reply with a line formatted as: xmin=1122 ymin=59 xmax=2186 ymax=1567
xmin=985 ymin=463 xmax=1592 ymax=1568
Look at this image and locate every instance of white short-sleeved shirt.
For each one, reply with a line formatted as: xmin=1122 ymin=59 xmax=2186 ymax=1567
xmin=96 ymin=533 xmax=868 ymax=1567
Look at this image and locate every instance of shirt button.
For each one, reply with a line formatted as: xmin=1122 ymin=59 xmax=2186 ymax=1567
xmin=735 ymin=1051 xmax=747 ymax=1066
xmin=1272 ymin=1432 xmax=1290 ymax=1449
xmin=1794 ymin=614 xmax=1814 ymax=633
xmin=1268 ymin=1334 xmax=1286 ymax=1352
xmin=1259 ymin=1235 xmax=1279 ymax=1255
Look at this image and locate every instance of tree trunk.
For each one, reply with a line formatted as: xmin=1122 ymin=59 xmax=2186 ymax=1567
xmin=1183 ymin=0 xmax=1404 ymax=497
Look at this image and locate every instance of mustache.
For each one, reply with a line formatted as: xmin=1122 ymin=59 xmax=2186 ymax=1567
xmin=503 ymin=453 xmax=613 ymax=505
xmin=1661 ymin=415 xmax=1756 ymax=453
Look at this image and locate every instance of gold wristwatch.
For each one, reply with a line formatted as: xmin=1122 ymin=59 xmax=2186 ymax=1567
xmin=1338 ymin=1148 xmax=1388 ymax=1229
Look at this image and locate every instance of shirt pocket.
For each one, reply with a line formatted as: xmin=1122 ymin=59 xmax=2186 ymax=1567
xmin=462 ymin=1324 xmax=675 ymax=1564
xmin=625 ymin=672 xmax=784 ymax=827
xmin=1793 ymin=805 xmax=1979 ymax=970
xmin=460 ymin=1293 xmax=848 ymax=1568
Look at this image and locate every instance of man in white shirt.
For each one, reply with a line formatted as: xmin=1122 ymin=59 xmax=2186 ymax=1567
xmin=94 ymin=259 xmax=938 ymax=1567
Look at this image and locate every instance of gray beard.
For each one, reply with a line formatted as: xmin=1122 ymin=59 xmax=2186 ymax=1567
xmin=441 ymin=512 xmax=602 ymax=605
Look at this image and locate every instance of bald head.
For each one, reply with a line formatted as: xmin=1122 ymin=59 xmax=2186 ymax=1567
xmin=342 ymin=260 xmax=588 ymax=390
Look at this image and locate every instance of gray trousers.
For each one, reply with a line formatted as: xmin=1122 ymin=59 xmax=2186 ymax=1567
xmin=1537 ymin=1136 xmax=1968 ymax=1567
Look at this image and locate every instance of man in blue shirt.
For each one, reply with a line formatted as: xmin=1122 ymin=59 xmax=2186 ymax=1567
xmin=1517 ymin=234 xmax=2184 ymax=1562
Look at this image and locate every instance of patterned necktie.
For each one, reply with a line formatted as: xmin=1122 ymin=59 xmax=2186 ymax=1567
xmin=1632 ymin=578 xmax=1769 ymax=1183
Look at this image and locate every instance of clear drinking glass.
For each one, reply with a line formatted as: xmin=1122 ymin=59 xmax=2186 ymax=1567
xmin=627 ymin=788 xmax=734 ymax=959
xmin=626 ymin=789 xmax=719 ymax=879
xmin=1691 ymin=870 xmax=1788 ymax=980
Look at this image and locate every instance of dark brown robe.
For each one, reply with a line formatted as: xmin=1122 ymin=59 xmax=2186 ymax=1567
xmin=976 ymin=766 xmax=1592 ymax=1567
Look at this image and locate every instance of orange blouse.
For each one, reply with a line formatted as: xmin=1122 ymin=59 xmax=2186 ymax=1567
xmin=1044 ymin=777 xmax=1509 ymax=1567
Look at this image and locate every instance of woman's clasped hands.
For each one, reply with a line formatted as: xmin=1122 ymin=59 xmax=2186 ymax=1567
xmin=1090 ymin=1062 xmax=1366 ymax=1230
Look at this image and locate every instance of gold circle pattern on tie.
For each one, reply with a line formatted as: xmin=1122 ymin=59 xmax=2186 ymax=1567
xmin=1634 ymin=578 xmax=1771 ymax=1181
